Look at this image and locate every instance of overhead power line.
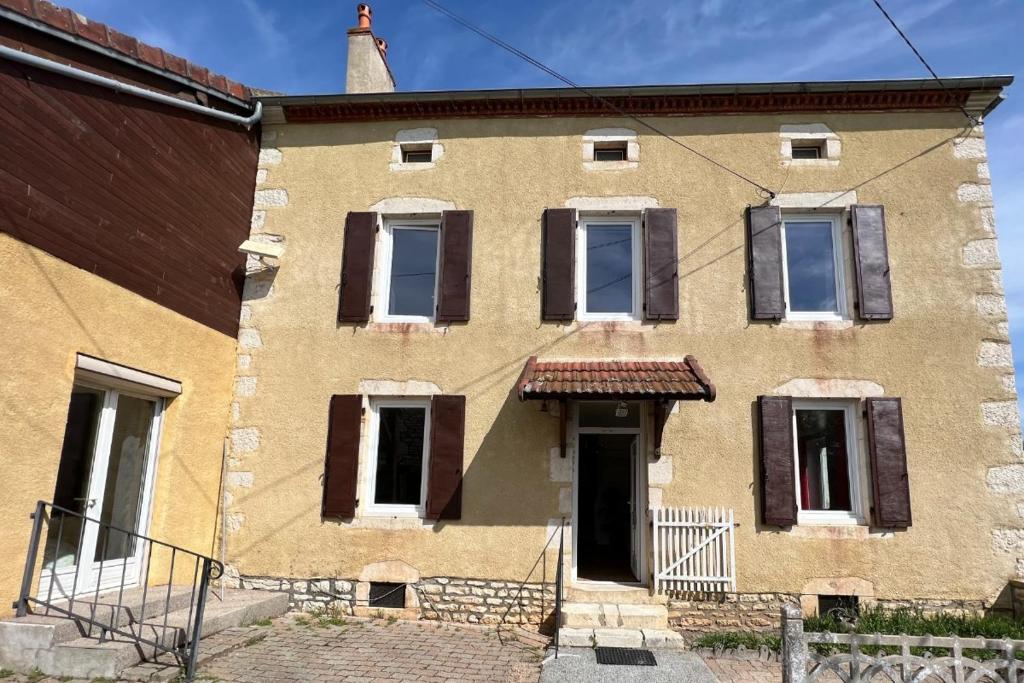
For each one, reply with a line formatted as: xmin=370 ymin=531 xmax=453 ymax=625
xmin=870 ymin=0 xmax=980 ymax=127
xmin=420 ymin=0 xmax=777 ymax=199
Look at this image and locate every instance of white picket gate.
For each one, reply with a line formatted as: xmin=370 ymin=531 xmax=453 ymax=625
xmin=652 ymin=506 xmax=736 ymax=594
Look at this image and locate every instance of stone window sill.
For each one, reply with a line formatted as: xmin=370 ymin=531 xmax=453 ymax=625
xmin=366 ymin=322 xmax=449 ymax=335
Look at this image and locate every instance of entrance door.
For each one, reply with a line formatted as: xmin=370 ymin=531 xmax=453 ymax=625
xmin=39 ymin=383 xmax=162 ymax=600
xmin=574 ymin=401 xmax=645 ymax=584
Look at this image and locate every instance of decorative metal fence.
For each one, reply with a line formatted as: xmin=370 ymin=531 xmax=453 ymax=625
xmin=652 ymin=506 xmax=736 ymax=594
xmin=781 ymin=605 xmax=1024 ymax=683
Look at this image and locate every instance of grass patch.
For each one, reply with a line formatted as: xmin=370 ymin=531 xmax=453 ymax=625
xmin=25 ymin=669 xmax=45 ymax=682
xmin=693 ymin=631 xmax=781 ymax=652
xmin=296 ymin=604 xmax=349 ymax=628
xmin=252 ymin=617 xmax=273 ymax=627
xmin=805 ymin=606 xmax=1024 ymax=659
xmin=698 ymin=606 xmax=1024 ymax=660
xmin=0 ymin=670 xmax=14 ymax=680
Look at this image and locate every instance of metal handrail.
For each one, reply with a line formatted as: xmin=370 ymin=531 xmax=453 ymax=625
xmin=15 ymin=500 xmax=223 ymax=681
xmin=554 ymin=520 xmax=565 ymax=658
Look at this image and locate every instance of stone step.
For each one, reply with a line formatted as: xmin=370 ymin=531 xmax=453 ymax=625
xmin=0 ymin=588 xmax=289 ymax=679
xmin=564 ymin=584 xmax=667 ymax=606
xmin=560 ymin=602 xmax=668 ymax=629
xmin=0 ymin=584 xmax=197 ymax=647
xmin=558 ymin=627 xmax=685 ymax=649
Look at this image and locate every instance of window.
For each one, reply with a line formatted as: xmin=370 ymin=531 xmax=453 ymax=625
xmin=790 ymin=144 xmax=822 ymax=160
xmin=792 ymin=400 xmax=862 ymax=525
xmin=780 ymin=214 xmax=846 ymax=321
xmin=378 ymin=219 xmax=441 ymax=322
xmin=577 ymin=217 xmax=641 ymax=320
xmin=369 ymin=582 xmax=407 ymax=608
xmin=818 ymin=595 xmax=859 ymax=619
xmin=401 ymin=146 xmax=433 ymax=163
xmin=593 ymin=142 xmax=628 ymax=162
xmin=365 ymin=399 xmax=431 ymax=517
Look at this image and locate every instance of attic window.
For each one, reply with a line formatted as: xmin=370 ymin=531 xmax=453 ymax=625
xmin=593 ymin=142 xmax=628 ymax=162
xmin=401 ymin=146 xmax=433 ymax=163
xmin=791 ymin=143 xmax=823 ymax=160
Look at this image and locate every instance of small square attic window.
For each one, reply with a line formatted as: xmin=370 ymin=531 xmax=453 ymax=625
xmin=593 ymin=141 xmax=628 ymax=162
xmin=791 ymin=143 xmax=823 ymax=160
xmin=401 ymin=146 xmax=433 ymax=163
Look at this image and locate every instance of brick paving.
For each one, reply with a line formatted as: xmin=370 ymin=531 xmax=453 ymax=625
xmin=701 ymin=656 xmax=783 ymax=683
xmin=197 ymin=614 xmax=545 ymax=683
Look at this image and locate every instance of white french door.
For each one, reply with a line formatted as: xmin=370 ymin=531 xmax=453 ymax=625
xmin=39 ymin=383 xmax=163 ymax=601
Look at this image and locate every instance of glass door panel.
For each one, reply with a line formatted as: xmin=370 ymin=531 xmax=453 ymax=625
xmin=94 ymin=394 xmax=155 ymax=562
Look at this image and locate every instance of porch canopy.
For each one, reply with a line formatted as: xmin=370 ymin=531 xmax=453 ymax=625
xmin=515 ymin=356 xmax=716 ymax=403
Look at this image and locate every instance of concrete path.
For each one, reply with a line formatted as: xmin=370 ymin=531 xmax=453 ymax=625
xmin=540 ymin=647 xmax=718 ymax=683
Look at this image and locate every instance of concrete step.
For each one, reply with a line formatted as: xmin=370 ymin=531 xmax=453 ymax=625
xmin=558 ymin=627 xmax=685 ymax=649
xmin=565 ymin=584 xmax=667 ymax=606
xmin=0 ymin=588 xmax=289 ymax=679
xmin=560 ymin=602 xmax=668 ymax=629
xmin=0 ymin=584 xmax=197 ymax=647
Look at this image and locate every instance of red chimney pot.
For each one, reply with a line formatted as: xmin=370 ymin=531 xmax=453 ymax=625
xmin=357 ymin=4 xmax=372 ymax=30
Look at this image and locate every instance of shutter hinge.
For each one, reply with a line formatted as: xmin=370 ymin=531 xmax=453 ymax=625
xmin=369 ymin=305 xmax=374 ymax=314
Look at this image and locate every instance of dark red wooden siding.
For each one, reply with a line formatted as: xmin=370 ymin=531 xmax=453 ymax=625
xmin=0 ymin=46 xmax=258 ymax=337
xmin=323 ymin=395 xmax=363 ymax=519
xmin=426 ymin=395 xmax=465 ymax=520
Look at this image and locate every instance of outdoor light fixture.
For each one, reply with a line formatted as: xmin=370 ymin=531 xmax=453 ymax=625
xmin=615 ymin=401 xmax=628 ymax=418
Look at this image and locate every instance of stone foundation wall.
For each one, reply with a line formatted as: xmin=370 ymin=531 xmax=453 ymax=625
xmin=669 ymin=593 xmax=996 ymax=636
xmin=418 ymin=577 xmax=555 ymax=625
xmin=228 ymin=573 xmax=554 ymax=625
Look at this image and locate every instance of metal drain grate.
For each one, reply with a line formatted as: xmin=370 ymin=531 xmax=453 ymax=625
xmin=595 ymin=647 xmax=657 ymax=666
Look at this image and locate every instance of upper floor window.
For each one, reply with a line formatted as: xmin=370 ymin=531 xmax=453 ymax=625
xmin=781 ymin=214 xmax=846 ymax=321
xmin=576 ymin=216 xmax=642 ymax=321
xmin=401 ymin=146 xmax=433 ymax=163
xmin=792 ymin=400 xmax=862 ymax=525
xmin=378 ymin=218 xmax=440 ymax=322
xmin=593 ymin=141 xmax=628 ymax=162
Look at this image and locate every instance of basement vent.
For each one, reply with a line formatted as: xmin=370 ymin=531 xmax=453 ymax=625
xmin=595 ymin=647 xmax=657 ymax=666
xmin=818 ymin=594 xmax=859 ymax=619
xmin=368 ymin=581 xmax=406 ymax=608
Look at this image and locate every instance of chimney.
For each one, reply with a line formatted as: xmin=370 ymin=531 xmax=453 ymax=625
xmin=346 ymin=3 xmax=395 ymax=93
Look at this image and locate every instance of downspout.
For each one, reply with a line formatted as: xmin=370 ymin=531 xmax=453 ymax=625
xmin=0 ymin=43 xmax=261 ymax=128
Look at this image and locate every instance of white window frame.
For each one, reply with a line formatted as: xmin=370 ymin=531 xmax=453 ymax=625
xmin=374 ymin=217 xmax=442 ymax=323
xmin=576 ymin=215 xmax=642 ymax=321
xmin=780 ymin=213 xmax=847 ymax=322
xmin=791 ymin=399 xmax=864 ymax=526
xmin=364 ymin=398 xmax=432 ymax=518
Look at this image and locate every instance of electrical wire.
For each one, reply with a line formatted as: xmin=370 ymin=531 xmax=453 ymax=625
xmin=420 ymin=0 xmax=776 ymax=199
xmin=870 ymin=0 xmax=980 ymax=127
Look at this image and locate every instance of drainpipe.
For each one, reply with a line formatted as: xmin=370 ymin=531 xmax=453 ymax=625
xmin=0 ymin=43 xmax=262 ymax=128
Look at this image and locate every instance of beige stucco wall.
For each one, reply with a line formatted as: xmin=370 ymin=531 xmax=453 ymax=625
xmin=232 ymin=111 xmax=1018 ymax=604
xmin=0 ymin=236 xmax=237 ymax=618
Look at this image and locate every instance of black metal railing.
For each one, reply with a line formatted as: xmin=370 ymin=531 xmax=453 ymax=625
xmin=554 ymin=519 xmax=565 ymax=658
xmin=15 ymin=500 xmax=223 ymax=681
xmin=497 ymin=517 xmax=566 ymax=654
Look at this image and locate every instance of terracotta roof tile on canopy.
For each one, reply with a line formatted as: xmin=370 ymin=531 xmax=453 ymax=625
xmin=516 ymin=356 xmax=716 ymax=402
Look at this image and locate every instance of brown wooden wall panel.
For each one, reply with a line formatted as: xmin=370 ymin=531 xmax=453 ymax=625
xmin=0 ymin=53 xmax=258 ymax=336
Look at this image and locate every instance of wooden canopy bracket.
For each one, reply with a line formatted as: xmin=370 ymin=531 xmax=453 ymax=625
xmin=559 ymin=399 xmax=568 ymax=458
xmin=653 ymin=399 xmax=673 ymax=459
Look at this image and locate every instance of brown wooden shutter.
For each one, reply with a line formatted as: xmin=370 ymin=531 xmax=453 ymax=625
xmin=338 ymin=212 xmax=377 ymax=323
xmin=851 ymin=205 xmax=894 ymax=321
xmin=747 ymin=206 xmax=785 ymax=320
xmin=437 ymin=210 xmax=473 ymax=322
xmin=542 ymin=208 xmax=576 ymax=321
xmin=643 ymin=208 xmax=679 ymax=321
xmin=426 ymin=395 xmax=465 ymax=520
xmin=758 ymin=395 xmax=797 ymax=527
xmin=322 ymin=395 xmax=362 ymax=519
xmin=866 ymin=397 xmax=912 ymax=528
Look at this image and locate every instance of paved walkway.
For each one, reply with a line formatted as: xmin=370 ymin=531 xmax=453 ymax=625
xmin=701 ymin=656 xmax=782 ymax=683
xmin=541 ymin=647 xmax=718 ymax=683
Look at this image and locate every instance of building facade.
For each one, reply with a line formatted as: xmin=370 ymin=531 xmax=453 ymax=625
xmin=221 ymin=10 xmax=1021 ymax=635
xmin=0 ymin=0 xmax=259 ymax=620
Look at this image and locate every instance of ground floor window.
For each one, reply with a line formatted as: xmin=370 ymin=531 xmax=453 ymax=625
xmin=365 ymin=399 xmax=431 ymax=517
xmin=792 ymin=400 xmax=862 ymax=525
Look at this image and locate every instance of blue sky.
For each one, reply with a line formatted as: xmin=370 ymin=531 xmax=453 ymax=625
xmin=65 ymin=0 xmax=1024 ymax=417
